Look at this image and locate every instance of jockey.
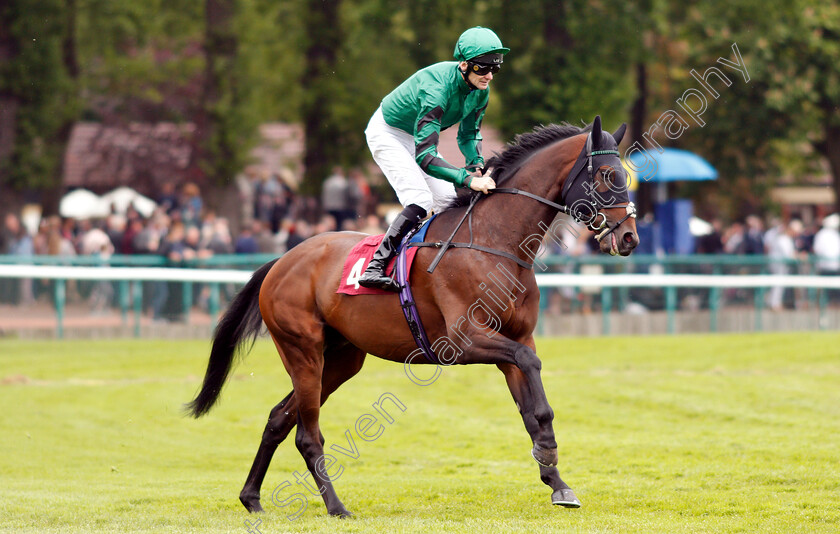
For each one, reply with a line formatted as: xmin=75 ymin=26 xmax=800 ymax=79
xmin=359 ymin=26 xmax=508 ymax=292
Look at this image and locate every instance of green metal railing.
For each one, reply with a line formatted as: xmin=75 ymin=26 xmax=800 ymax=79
xmin=0 ymin=253 xmax=279 ymax=268
xmin=0 ymin=254 xmax=278 ymax=333
xmin=1 ymin=253 xmax=837 ymax=338
xmin=0 ymin=252 xmax=822 ymax=269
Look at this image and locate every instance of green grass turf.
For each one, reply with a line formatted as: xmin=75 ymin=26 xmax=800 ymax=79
xmin=1 ymin=333 xmax=839 ymax=533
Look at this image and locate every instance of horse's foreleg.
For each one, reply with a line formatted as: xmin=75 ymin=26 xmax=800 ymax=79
xmin=497 ymin=363 xmax=581 ymax=508
xmin=240 ymin=391 xmax=298 ymax=512
xmin=463 ymin=335 xmax=558 ymax=465
xmin=510 ymin=343 xmax=559 ymax=466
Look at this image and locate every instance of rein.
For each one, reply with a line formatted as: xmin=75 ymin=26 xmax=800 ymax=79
xmin=396 ymin=129 xmax=635 ymax=365
xmin=409 ymin=191 xmax=534 ymax=273
xmin=408 ymin=131 xmax=637 ymax=273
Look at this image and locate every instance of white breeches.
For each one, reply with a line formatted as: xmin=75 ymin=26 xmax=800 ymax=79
xmin=365 ymin=106 xmax=456 ymax=214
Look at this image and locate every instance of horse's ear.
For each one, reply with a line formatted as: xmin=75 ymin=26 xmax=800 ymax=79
xmin=591 ymin=116 xmax=602 ymax=148
xmin=612 ymin=123 xmax=627 ymax=145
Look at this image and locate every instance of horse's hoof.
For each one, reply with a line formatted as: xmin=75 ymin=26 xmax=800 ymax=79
xmin=552 ymin=488 xmax=581 ymax=508
xmin=330 ymin=509 xmax=354 ymax=519
xmin=531 ymin=444 xmax=558 ymax=467
xmin=240 ymin=494 xmax=264 ymax=513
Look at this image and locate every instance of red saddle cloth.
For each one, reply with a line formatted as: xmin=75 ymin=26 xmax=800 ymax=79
xmin=337 ymin=234 xmax=421 ymax=296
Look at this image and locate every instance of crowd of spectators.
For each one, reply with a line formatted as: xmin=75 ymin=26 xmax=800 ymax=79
xmin=699 ymin=213 xmax=840 ymax=277
xmin=1 ymin=170 xmax=385 ymax=262
xmin=0 ymin=170 xmax=390 ymax=318
xmin=539 ymin=212 xmax=840 ymax=314
xmin=2 ymin=173 xmax=840 ymax=316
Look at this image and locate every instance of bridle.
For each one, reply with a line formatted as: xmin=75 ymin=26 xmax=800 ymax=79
xmin=494 ymin=130 xmax=637 ymax=243
xmin=413 ymin=130 xmax=637 ymax=273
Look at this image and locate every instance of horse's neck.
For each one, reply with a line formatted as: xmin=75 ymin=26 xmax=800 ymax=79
xmin=471 ymin=137 xmax=583 ymax=258
xmin=471 ymin=184 xmax=559 ymax=259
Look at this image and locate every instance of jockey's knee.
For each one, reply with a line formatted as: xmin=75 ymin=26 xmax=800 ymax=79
xmin=431 ymin=198 xmax=453 ymax=213
xmin=430 ymin=187 xmax=457 ymax=213
xmin=410 ymin=196 xmax=434 ymax=215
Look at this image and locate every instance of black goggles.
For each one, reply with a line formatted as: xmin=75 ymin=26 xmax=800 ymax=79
xmin=469 ymin=62 xmax=501 ymax=76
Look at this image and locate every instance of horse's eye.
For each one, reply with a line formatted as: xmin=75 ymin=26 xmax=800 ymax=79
xmin=600 ymin=166 xmax=616 ymax=184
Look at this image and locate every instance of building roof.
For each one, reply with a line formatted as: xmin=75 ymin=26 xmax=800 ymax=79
xmin=770 ymin=186 xmax=835 ymax=206
xmin=62 ymin=121 xmax=508 ymax=194
xmin=63 ymin=122 xmax=196 ymax=195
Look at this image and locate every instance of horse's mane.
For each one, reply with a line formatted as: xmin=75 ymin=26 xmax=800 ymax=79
xmin=442 ymin=122 xmax=591 ymax=210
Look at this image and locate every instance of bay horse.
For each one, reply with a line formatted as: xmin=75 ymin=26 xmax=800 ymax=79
xmin=187 ymin=116 xmax=639 ymax=517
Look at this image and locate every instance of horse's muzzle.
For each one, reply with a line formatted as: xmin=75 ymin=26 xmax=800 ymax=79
xmin=619 ymin=230 xmax=639 ymax=256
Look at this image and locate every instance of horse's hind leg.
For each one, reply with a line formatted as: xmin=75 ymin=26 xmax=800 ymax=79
xmin=239 ymin=393 xmax=334 ymax=513
xmin=240 ymin=336 xmax=365 ymax=514
xmin=240 ymin=391 xmax=298 ymax=512
xmin=290 ymin=357 xmax=352 ymax=517
xmin=290 ymin=337 xmax=370 ymax=518
xmin=498 ymin=362 xmax=581 ymax=508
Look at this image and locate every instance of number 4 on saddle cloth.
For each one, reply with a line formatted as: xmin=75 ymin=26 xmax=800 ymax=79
xmin=338 ymin=215 xmax=436 ymax=296
xmin=337 ymin=215 xmax=442 ymax=364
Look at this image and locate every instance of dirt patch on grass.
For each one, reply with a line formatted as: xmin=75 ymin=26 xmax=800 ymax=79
xmin=0 ymin=374 xmax=31 ymax=385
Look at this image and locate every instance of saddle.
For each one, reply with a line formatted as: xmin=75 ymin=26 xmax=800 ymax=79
xmin=337 ymin=215 xmax=435 ymax=296
xmin=336 ymin=216 xmax=442 ymax=364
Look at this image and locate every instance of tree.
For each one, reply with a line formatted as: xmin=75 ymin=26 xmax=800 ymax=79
xmin=489 ymin=0 xmax=637 ymax=139
xmin=299 ymin=0 xmax=343 ymax=195
xmin=0 ymin=0 xmax=79 ymax=199
xmin=76 ymin=0 xmax=204 ymax=123
xmin=0 ymin=0 xmax=19 ymax=169
xmin=236 ymin=0 xmax=306 ymax=125
xmin=75 ymin=0 xmax=256 ymax=192
xmin=195 ymin=0 xmax=256 ymax=186
xmin=660 ymin=1 xmax=840 ymax=217
xmin=6 ymin=0 xmax=834 ymax=222
xmin=776 ymin=3 xmax=840 ymax=214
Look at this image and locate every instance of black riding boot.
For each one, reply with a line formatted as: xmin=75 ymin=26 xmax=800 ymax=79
xmin=358 ymin=204 xmax=427 ymax=292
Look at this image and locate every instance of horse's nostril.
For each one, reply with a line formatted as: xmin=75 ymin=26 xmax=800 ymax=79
xmin=623 ymin=232 xmax=636 ymax=245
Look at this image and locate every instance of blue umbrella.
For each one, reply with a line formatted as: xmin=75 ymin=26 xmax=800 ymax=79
xmin=625 ymin=148 xmax=718 ymax=254
xmin=626 ymin=147 xmax=717 ymax=183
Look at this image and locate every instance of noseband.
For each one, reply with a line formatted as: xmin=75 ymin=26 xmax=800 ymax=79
xmin=493 ymin=131 xmax=637 ymax=243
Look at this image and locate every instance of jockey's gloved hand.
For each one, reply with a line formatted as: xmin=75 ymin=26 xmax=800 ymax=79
xmin=468 ymin=170 xmax=496 ymax=194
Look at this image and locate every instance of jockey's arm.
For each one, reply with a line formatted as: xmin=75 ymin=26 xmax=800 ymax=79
xmin=457 ymin=94 xmax=489 ymax=171
xmin=413 ymin=93 xmax=472 ymax=188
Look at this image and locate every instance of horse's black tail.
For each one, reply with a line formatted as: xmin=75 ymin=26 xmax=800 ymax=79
xmin=185 ymin=258 xmax=279 ymax=418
